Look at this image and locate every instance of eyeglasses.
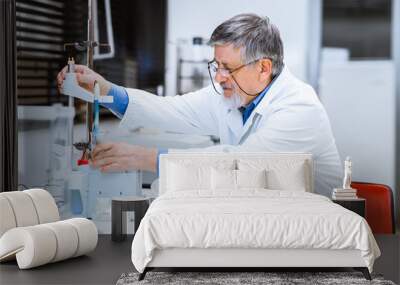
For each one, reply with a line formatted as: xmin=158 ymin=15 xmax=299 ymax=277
xmin=207 ymin=59 xmax=261 ymax=95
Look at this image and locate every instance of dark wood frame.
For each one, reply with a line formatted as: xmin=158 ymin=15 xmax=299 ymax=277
xmin=0 ymin=0 xmax=18 ymax=192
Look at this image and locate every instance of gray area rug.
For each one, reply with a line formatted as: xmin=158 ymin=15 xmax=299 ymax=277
xmin=116 ymin=271 xmax=396 ymax=285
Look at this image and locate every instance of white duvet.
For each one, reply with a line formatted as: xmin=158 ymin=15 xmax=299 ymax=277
xmin=131 ymin=190 xmax=380 ymax=273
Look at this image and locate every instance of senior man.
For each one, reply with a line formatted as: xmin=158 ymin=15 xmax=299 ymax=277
xmin=57 ymin=14 xmax=342 ymax=197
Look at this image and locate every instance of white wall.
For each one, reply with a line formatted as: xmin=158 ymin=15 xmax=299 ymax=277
xmin=165 ymin=0 xmax=320 ymax=96
xmin=319 ymin=61 xmax=396 ymax=192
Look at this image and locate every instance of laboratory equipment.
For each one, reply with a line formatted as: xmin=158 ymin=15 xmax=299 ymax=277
xmin=61 ymin=59 xmax=142 ymax=223
xmin=59 ymin=0 xmax=142 ymax=231
xmin=61 ymin=55 xmax=142 ymax=222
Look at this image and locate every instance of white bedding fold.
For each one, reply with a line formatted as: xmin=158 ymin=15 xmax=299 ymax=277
xmin=131 ymin=190 xmax=380 ymax=273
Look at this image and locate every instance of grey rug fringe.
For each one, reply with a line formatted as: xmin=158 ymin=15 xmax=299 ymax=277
xmin=116 ymin=271 xmax=396 ymax=285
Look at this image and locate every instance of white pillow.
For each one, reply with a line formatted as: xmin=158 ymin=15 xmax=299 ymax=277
xmin=236 ymin=169 xmax=268 ymax=189
xmin=237 ymin=159 xmax=308 ymax=191
xmin=211 ymin=168 xmax=236 ymax=190
xmin=266 ymin=161 xmax=306 ymax=191
xmin=167 ymin=162 xmax=211 ymax=191
xmin=211 ymin=168 xmax=268 ymax=190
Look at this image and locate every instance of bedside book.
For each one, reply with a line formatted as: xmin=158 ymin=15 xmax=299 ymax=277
xmin=332 ymin=188 xmax=358 ymax=199
xmin=332 ymin=195 xmax=359 ymax=200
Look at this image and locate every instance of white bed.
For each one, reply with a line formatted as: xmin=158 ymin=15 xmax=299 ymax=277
xmin=131 ymin=153 xmax=380 ymax=280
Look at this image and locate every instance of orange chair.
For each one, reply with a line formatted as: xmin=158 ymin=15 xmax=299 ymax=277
xmin=351 ymin=182 xmax=395 ymax=234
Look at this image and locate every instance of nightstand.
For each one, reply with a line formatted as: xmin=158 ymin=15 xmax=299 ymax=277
xmin=332 ymin=198 xmax=366 ymax=218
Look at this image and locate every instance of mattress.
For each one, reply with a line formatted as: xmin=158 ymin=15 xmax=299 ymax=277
xmin=131 ymin=190 xmax=380 ymax=273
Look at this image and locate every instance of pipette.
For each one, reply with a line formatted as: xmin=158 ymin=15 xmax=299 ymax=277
xmin=92 ymin=82 xmax=100 ymax=149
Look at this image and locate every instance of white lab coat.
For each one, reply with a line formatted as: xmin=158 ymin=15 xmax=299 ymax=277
xmin=120 ymin=66 xmax=342 ymax=197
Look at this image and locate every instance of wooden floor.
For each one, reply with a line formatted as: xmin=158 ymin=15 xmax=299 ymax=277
xmin=0 ymin=234 xmax=398 ymax=285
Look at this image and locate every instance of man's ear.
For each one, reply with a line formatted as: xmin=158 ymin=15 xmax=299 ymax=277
xmin=259 ymin=58 xmax=273 ymax=82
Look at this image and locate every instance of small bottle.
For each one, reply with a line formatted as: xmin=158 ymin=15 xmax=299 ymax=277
xmin=67 ymin=57 xmax=75 ymax=73
xmin=192 ymin=37 xmax=203 ymax=62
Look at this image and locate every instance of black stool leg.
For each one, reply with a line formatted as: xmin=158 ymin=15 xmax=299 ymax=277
xmin=354 ymin=267 xmax=372 ymax=280
xmin=138 ymin=268 xmax=148 ymax=281
xmin=112 ymin=201 xmax=125 ymax=242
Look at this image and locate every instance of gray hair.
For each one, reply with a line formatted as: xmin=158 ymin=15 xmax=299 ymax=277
xmin=208 ymin=14 xmax=284 ymax=77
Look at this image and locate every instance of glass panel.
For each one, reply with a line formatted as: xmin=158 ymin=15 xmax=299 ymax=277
xmin=323 ymin=0 xmax=392 ymax=59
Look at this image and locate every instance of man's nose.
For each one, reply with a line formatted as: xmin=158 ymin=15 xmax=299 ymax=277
xmin=215 ymin=72 xmax=227 ymax=84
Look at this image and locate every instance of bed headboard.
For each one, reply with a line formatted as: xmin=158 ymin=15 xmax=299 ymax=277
xmin=159 ymin=152 xmax=314 ymax=195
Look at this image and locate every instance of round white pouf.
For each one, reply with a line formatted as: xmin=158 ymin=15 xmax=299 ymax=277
xmin=0 ymin=196 xmax=17 ymax=237
xmin=24 ymin=189 xmax=59 ymax=224
xmin=1 ymin=192 xmax=39 ymax=227
xmin=42 ymin=221 xmax=79 ymax=262
xmin=0 ymin=225 xmax=57 ymax=269
xmin=64 ymin=218 xmax=98 ymax=257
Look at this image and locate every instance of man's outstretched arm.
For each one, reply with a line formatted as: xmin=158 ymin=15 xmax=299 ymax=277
xmin=101 ymin=83 xmax=129 ymax=118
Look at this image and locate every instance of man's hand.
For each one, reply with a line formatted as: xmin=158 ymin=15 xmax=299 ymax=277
xmin=57 ymin=64 xmax=111 ymax=96
xmin=90 ymin=143 xmax=158 ymax=173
